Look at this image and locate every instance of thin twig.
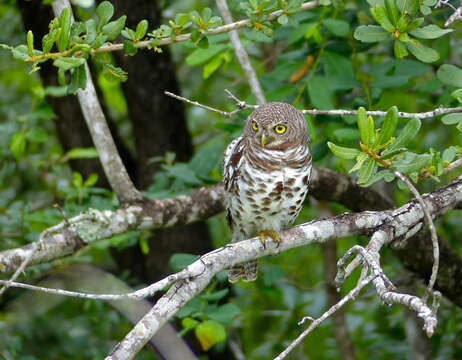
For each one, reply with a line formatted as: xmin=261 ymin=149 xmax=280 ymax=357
xmin=0 ymin=270 xmax=191 ymax=300
xmin=443 ymin=156 xmax=462 ymax=175
xmin=215 ymin=0 xmax=266 ymax=104
xmin=165 ymin=90 xmax=462 ymax=119
xmin=274 ymin=274 xmax=376 ymax=360
xmin=394 ymin=171 xmax=439 ymax=304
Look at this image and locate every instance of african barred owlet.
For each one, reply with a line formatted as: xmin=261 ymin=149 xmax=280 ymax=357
xmin=223 ymin=102 xmax=312 ymax=282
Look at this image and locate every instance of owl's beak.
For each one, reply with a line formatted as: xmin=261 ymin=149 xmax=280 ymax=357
xmin=261 ymin=132 xmax=269 ymax=147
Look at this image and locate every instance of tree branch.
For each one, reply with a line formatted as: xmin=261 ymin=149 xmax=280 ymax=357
xmin=106 ymin=175 xmax=462 ymax=359
xmin=51 ymin=0 xmax=142 ymax=204
xmin=215 ymin=0 xmax=266 ymax=105
xmin=165 ymin=90 xmax=462 ymax=119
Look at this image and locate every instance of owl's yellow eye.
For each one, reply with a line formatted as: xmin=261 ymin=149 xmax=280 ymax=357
xmin=251 ymin=121 xmax=259 ymax=132
xmin=274 ymin=124 xmax=286 ymax=134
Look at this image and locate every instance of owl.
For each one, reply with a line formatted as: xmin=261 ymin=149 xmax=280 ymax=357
xmin=223 ymin=102 xmax=312 ymax=282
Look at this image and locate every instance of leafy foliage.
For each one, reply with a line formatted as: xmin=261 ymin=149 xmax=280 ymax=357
xmin=1 ymin=0 xmax=462 ymax=358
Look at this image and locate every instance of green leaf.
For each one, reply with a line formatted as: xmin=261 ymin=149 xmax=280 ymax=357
xmin=84 ymin=19 xmax=97 ymax=44
xmin=182 ymin=317 xmax=199 ymax=330
xmin=361 ymin=170 xmax=388 ymax=186
xmin=65 ymin=147 xmax=98 ymax=160
xmin=206 ymin=303 xmax=241 ymax=325
xmin=379 ymin=147 xmax=406 ymax=160
xmin=202 ymin=7 xmax=212 ymax=23
xmin=27 ymin=30 xmax=34 ymax=57
xmin=176 ymin=297 xmax=202 ymax=318
xmin=393 ymin=153 xmax=432 ymax=174
xmin=202 ymin=56 xmax=223 ymax=79
xmin=67 ymin=64 xmax=87 ymax=94
xmin=457 ymin=122 xmax=462 ymax=132
xmin=327 ymin=142 xmax=361 ymax=160
xmin=10 ymin=132 xmax=26 ymax=160
xmin=73 ymin=171 xmax=83 ymax=188
xmin=53 ymin=56 xmax=86 ymax=71
xmin=195 ymin=320 xmax=226 ymax=351
xmin=96 ymin=1 xmax=114 ymax=29
xmin=357 ymin=107 xmax=369 ymax=146
xmin=135 ymin=19 xmax=149 ymax=40
xmin=121 ymin=28 xmax=136 ymax=40
xmin=278 ymin=14 xmax=289 ymax=25
xmin=349 ymin=152 xmax=368 ymax=173
xmin=101 ymin=62 xmax=128 ymax=82
xmin=123 ymin=40 xmax=138 ymax=56
xmin=441 ymin=113 xmax=462 ymax=125
xmin=407 ymin=17 xmax=424 ymax=32
xmin=437 ymin=64 xmax=462 ymax=87
xmin=368 ymin=115 xmax=375 ymax=146
xmin=452 ymin=89 xmax=462 ymax=103
xmin=394 ymin=39 xmax=408 ymax=59
xmin=386 ymin=118 xmax=421 ymax=152
xmin=12 ymin=45 xmax=29 ymax=61
xmin=26 ymin=127 xmax=48 ymax=143
xmin=357 ymin=158 xmax=377 ymax=185
xmin=384 ymin=0 xmax=399 ymax=25
xmin=333 ymin=128 xmax=360 ymax=142
xmin=370 ymin=5 xmax=395 ymax=32
xmin=186 ymin=44 xmax=227 ymax=66
xmin=163 ymin=163 xmax=203 ymax=185
xmin=406 ymin=40 xmax=439 ymax=63
xmin=169 ymin=253 xmax=198 ymax=272
xmin=200 ymin=289 xmax=229 ymax=302
xmin=323 ymin=19 xmax=350 ymax=37
xmin=102 ymin=16 xmax=127 ymax=41
xmin=354 ymin=25 xmax=390 ymax=42
xmin=378 ymin=106 xmax=398 ymax=145
xmin=175 ymin=13 xmax=190 ymax=27
xmin=57 ymin=7 xmax=71 ymax=51
xmin=42 ymin=29 xmax=59 ymax=53
xmin=70 ymin=22 xmax=86 ymax=42
xmin=442 ymin=147 xmax=457 ymax=163
xmin=307 ymin=76 xmax=334 ymax=110
xmin=83 ymin=173 xmax=98 ymax=187
xmin=410 ymin=25 xmax=453 ymax=39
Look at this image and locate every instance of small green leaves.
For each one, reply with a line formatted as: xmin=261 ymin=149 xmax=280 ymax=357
xmin=377 ymin=106 xmax=398 ymax=146
xmin=135 ymin=20 xmax=149 ymax=40
xmin=96 ymin=1 xmax=114 ymax=30
xmin=354 ymin=25 xmax=389 ymax=42
xmin=437 ymin=64 xmax=462 ymax=88
xmin=327 ymin=142 xmax=361 ymax=160
xmin=101 ymin=62 xmax=128 ymax=82
xmin=53 ymin=56 xmax=86 ymax=71
xmin=410 ymin=25 xmax=453 ymax=39
xmin=26 ymin=31 xmax=34 ymax=57
xmin=67 ymin=64 xmax=87 ymax=94
xmin=64 ymin=147 xmax=98 ymax=160
xmin=10 ymin=132 xmax=27 ymax=160
xmin=357 ymin=107 xmax=370 ymax=146
xmin=386 ymin=118 xmax=421 ymax=153
xmin=102 ymin=15 xmax=127 ymax=41
xmin=195 ymin=320 xmax=226 ymax=351
xmin=57 ymin=7 xmax=71 ymax=51
xmin=406 ymin=40 xmax=439 ymax=63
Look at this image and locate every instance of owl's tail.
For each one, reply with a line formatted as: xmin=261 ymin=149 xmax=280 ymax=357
xmin=228 ymin=260 xmax=258 ymax=283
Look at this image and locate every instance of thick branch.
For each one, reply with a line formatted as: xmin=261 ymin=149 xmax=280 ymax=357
xmin=215 ymin=0 xmax=266 ymax=104
xmin=107 ymin=175 xmax=462 ymax=359
xmin=51 ymin=0 xmax=142 ymax=204
xmin=0 ymin=168 xmax=389 ymax=275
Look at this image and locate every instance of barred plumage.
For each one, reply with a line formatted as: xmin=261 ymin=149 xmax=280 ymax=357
xmin=223 ymin=102 xmax=312 ymax=283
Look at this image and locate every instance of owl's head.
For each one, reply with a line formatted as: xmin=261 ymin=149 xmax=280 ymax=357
xmin=243 ymin=102 xmax=309 ymax=150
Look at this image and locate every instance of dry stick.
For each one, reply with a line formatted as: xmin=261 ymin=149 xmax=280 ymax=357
xmin=215 ymin=0 xmax=266 ymax=105
xmin=274 ymin=274 xmax=376 ymax=360
xmin=51 ymin=0 xmax=142 ymax=204
xmin=394 ymin=171 xmax=439 ymax=304
xmin=165 ymin=90 xmax=462 ymax=119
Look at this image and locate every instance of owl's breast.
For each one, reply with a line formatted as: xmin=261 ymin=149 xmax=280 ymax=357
xmin=226 ymin=157 xmax=311 ymax=238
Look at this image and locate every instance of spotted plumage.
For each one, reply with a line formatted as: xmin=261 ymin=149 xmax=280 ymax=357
xmin=223 ymin=102 xmax=312 ymax=282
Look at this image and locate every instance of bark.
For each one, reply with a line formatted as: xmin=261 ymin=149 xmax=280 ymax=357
xmin=108 ymin=0 xmax=212 ymax=282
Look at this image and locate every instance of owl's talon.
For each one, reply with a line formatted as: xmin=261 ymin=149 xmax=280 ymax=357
xmin=258 ymin=230 xmax=280 ymax=248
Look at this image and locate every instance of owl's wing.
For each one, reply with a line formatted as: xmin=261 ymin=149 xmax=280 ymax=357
xmin=222 ymin=136 xmax=244 ymax=192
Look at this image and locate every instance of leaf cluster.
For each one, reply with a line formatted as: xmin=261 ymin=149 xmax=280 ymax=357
xmin=354 ymin=0 xmax=452 ymax=63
